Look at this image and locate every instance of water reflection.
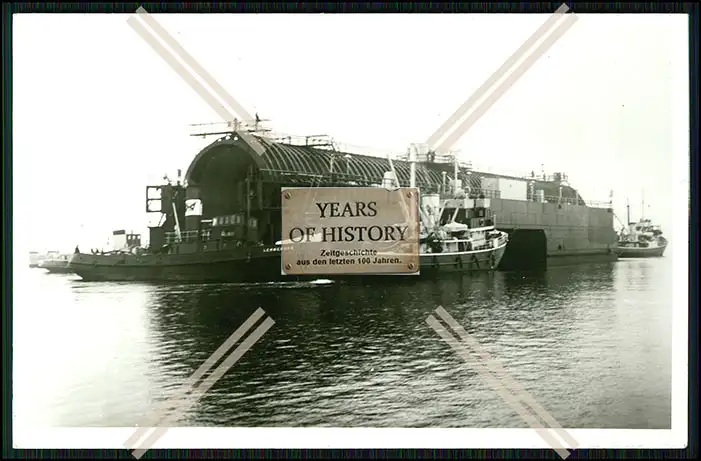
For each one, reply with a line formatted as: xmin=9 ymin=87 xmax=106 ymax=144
xmin=13 ymin=269 xmax=158 ymax=427
xmin=13 ymin=261 xmax=671 ymax=429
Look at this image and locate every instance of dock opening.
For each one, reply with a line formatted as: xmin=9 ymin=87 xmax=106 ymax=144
xmin=498 ymin=228 xmax=547 ymax=271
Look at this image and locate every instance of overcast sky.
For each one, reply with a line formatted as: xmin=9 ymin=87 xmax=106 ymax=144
xmin=13 ymin=13 xmax=688 ymax=253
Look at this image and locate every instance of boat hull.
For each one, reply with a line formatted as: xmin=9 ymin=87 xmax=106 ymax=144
xmin=69 ymin=243 xmax=507 ymax=283
xmin=39 ymin=259 xmax=76 ymax=274
xmin=42 ymin=264 xmax=76 ymax=274
xmin=616 ymin=243 xmax=667 ymax=258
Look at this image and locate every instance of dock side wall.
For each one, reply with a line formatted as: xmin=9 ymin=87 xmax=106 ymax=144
xmin=490 ymin=198 xmax=618 ymax=267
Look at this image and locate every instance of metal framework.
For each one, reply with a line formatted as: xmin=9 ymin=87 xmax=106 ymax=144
xmin=184 ymin=130 xmax=591 ymax=206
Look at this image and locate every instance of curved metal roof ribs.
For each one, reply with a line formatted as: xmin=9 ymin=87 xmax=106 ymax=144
xmin=185 ymin=134 xmax=588 ymax=204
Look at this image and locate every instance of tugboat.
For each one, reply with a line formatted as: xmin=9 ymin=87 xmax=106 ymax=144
xmin=415 ymin=194 xmax=509 ymax=274
xmin=616 ymin=199 xmax=668 ymax=258
xmin=68 ymin=122 xmax=509 ymax=283
xmin=406 ymin=146 xmax=509 ymax=274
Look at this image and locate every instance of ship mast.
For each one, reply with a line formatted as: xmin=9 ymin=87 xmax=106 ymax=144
xmin=626 ymin=198 xmax=631 ymax=225
xmin=641 ymin=189 xmax=645 ymax=220
xmin=409 ymin=146 xmax=416 ymax=188
xmin=453 ymin=155 xmax=458 ymax=195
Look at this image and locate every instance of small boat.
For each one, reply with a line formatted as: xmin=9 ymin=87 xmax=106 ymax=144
xmin=38 ymin=252 xmax=76 ymax=274
xmin=616 ymin=199 xmax=668 ymax=258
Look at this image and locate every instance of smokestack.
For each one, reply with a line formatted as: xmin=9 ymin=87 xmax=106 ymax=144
xmin=184 ymin=187 xmax=203 ymax=232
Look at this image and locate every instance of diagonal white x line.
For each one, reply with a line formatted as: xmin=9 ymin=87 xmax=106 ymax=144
xmin=123 ymin=308 xmax=274 ymax=458
xmin=124 ymin=11 xmax=582 ymax=455
xmin=427 ymin=306 xmax=579 ymax=459
xmin=426 ymin=3 xmax=578 ymax=154
xmin=127 ymin=7 xmax=267 ymax=156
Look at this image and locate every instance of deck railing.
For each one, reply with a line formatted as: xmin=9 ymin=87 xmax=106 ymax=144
xmin=164 ymin=230 xmax=204 ymax=244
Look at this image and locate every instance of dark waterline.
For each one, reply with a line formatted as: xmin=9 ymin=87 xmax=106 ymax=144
xmin=13 ymin=259 xmax=672 ymax=428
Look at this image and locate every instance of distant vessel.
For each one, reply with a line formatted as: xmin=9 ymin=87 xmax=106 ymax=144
xmin=616 ymin=199 xmax=668 ymax=258
xmin=38 ymin=252 xmax=75 ymax=274
xmin=28 ymin=251 xmax=43 ymax=268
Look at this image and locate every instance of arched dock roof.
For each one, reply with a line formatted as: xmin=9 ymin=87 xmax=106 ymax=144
xmin=184 ymin=133 xmax=586 ymax=204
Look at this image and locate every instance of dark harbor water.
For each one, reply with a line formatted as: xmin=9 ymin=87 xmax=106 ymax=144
xmin=13 ymin=258 xmax=673 ymax=429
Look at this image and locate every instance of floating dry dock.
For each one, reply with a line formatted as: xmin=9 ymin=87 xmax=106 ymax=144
xmin=161 ymin=124 xmax=617 ymax=271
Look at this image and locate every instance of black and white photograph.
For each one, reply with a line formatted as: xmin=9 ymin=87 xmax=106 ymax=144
xmin=11 ymin=6 xmax=690 ymax=455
